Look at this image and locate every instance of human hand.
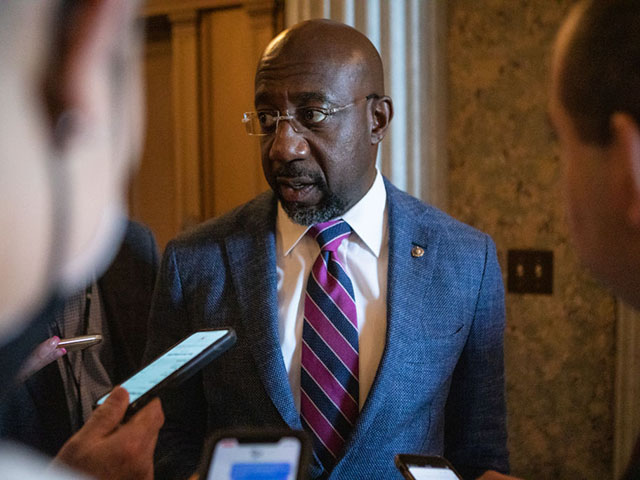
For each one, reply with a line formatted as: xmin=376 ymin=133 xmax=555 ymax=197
xmin=477 ymin=471 xmax=525 ymax=480
xmin=17 ymin=336 xmax=66 ymax=381
xmin=54 ymin=386 xmax=165 ymax=480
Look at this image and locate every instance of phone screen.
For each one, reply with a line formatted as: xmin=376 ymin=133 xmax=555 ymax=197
xmin=407 ymin=466 xmax=460 ymax=480
xmin=96 ymin=330 xmax=230 ymax=406
xmin=207 ymin=437 xmax=302 ymax=480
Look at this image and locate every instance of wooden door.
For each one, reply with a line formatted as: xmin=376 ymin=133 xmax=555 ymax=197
xmin=128 ymin=0 xmax=281 ymax=250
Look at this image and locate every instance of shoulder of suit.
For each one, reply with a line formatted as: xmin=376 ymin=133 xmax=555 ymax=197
xmin=122 ymin=219 xmax=156 ymax=247
xmin=167 ymin=191 xmax=276 ymax=249
xmin=101 ymin=219 xmax=157 ymax=280
xmin=384 ymin=177 xmax=493 ymax=247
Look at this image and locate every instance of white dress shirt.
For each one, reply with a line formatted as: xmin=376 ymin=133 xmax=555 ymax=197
xmin=276 ymin=169 xmax=388 ymax=411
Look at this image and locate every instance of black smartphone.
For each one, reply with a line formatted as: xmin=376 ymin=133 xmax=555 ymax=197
xmin=395 ymin=454 xmax=463 ymax=480
xmin=57 ymin=334 xmax=102 ymax=351
xmin=199 ymin=428 xmax=311 ymax=480
xmin=95 ymin=328 xmax=236 ymax=418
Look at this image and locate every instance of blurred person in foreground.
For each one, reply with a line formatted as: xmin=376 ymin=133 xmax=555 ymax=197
xmin=1 ymin=220 xmax=159 ymax=458
xmin=0 ymin=0 xmax=163 ymax=479
xmin=548 ymin=1 xmax=640 ymax=479
xmin=492 ymin=1 xmax=640 ymax=479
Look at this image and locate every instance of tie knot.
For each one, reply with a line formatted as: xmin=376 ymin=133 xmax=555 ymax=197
xmin=308 ymin=219 xmax=351 ymax=252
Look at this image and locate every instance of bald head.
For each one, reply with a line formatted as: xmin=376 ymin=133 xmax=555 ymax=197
xmin=257 ymin=19 xmax=385 ymax=97
xmin=252 ymin=19 xmax=393 ymax=226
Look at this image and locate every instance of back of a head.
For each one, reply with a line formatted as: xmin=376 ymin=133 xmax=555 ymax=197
xmin=561 ymin=0 xmax=640 ymax=145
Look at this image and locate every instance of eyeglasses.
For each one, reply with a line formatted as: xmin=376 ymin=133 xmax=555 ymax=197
xmin=242 ymin=94 xmax=379 ymax=136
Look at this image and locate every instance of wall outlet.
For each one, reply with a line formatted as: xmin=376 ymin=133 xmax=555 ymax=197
xmin=507 ymin=249 xmax=553 ymax=295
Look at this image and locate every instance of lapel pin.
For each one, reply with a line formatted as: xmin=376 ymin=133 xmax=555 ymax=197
xmin=411 ymin=245 xmax=424 ymax=258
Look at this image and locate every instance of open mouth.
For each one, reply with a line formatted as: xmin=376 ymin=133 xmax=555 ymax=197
xmin=276 ymin=176 xmax=319 ymax=203
xmin=277 ymin=175 xmax=313 ymax=187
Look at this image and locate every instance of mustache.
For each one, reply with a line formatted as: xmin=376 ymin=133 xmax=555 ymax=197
xmin=274 ymin=163 xmax=326 ymax=186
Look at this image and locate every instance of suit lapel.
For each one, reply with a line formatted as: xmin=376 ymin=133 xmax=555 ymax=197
xmin=342 ymin=180 xmax=441 ymax=455
xmin=225 ymin=194 xmax=302 ymax=430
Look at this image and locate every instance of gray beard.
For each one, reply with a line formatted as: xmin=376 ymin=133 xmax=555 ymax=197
xmin=279 ymin=191 xmax=347 ymax=226
xmin=271 ymin=163 xmax=348 ymax=226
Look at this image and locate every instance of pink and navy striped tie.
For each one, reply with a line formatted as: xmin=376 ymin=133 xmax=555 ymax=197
xmin=301 ymin=219 xmax=359 ymax=471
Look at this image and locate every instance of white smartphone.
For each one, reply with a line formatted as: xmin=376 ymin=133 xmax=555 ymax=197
xmin=200 ymin=428 xmax=311 ymax=480
xmin=395 ymin=454 xmax=463 ymax=480
xmin=95 ymin=328 xmax=236 ymax=418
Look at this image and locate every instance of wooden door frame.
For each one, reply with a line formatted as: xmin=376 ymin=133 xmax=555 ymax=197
xmin=141 ymin=0 xmax=280 ymax=229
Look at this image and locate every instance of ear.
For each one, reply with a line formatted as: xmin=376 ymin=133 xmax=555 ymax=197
xmin=42 ymin=0 xmax=134 ymax=148
xmin=610 ymin=113 xmax=640 ymax=229
xmin=370 ymin=95 xmax=393 ymax=144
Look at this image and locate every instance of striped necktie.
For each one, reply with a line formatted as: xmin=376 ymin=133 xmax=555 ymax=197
xmin=301 ymin=219 xmax=359 ymax=471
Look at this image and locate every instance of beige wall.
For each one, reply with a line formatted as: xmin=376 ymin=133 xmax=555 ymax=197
xmin=448 ymin=1 xmax=615 ymax=478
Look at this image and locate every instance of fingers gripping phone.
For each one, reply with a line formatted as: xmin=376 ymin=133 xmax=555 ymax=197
xmin=395 ymin=454 xmax=463 ymax=480
xmin=95 ymin=328 xmax=236 ymax=419
xmin=200 ymin=428 xmax=312 ymax=480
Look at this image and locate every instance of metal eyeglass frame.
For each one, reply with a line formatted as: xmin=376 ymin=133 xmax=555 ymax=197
xmin=242 ymin=93 xmax=380 ymax=136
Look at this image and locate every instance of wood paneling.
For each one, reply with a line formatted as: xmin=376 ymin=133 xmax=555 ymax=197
xmin=129 ymin=18 xmax=176 ymax=250
xmin=143 ymin=0 xmax=243 ymax=18
xmin=129 ymin=1 xmax=278 ymax=250
xmin=200 ymin=7 xmax=267 ymax=219
xmin=169 ymin=10 xmax=202 ymax=231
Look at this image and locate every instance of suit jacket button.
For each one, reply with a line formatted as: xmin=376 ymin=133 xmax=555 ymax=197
xmin=411 ymin=245 xmax=424 ymax=257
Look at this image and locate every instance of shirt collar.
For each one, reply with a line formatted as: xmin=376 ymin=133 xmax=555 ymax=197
xmin=277 ymin=169 xmax=387 ymax=257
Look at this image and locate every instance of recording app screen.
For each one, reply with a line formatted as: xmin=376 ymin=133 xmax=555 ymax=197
xmin=207 ymin=438 xmax=301 ymax=480
xmin=408 ymin=466 xmax=460 ymax=480
xmin=97 ymin=330 xmax=227 ymax=405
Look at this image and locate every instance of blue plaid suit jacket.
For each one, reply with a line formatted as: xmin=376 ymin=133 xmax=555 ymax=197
xmin=146 ymin=178 xmax=509 ymax=480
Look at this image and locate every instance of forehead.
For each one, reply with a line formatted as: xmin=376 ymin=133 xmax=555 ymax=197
xmin=254 ymin=55 xmax=363 ymax=106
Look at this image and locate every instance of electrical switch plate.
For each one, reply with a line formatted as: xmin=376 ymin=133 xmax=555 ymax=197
xmin=507 ymin=249 xmax=553 ymax=294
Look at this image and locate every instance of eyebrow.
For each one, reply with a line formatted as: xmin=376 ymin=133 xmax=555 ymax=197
xmin=254 ymin=91 xmax=333 ymax=108
xmin=293 ymin=92 xmax=332 ymax=105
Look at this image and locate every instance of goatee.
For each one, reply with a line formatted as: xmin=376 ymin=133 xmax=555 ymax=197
xmin=272 ymin=164 xmax=347 ymax=226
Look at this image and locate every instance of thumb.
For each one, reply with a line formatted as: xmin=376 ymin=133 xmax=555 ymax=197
xmin=80 ymin=386 xmax=129 ymax=438
xmin=126 ymin=397 xmax=165 ymax=432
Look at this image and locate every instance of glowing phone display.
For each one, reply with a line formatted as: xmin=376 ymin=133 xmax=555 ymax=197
xmin=208 ymin=437 xmax=302 ymax=480
xmin=96 ymin=329 xmax=235 ymax=410
xmin=407 ymin=466 xmax=461 ymax=480
xmin=395 ymin=455 xmax=462 ymax=480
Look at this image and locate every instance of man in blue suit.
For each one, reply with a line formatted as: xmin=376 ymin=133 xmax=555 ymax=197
xmin=146 ymin=19 xmax=509 ymax=480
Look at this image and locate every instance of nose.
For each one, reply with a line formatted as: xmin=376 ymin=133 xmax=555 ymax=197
xmin=267 ymin=118 xmax=309 ymax=163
